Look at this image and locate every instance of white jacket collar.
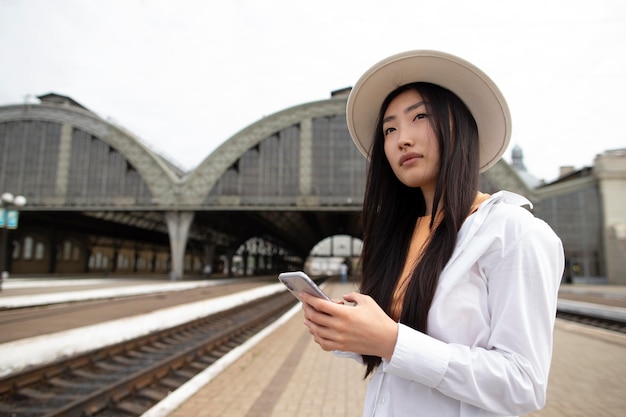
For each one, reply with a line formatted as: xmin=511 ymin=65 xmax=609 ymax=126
xmin=447 ymin=190 xmax=532 ymax=267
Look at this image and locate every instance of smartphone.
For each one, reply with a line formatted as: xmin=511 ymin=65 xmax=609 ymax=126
xmin=278 ymin=271 xmax=331 ymax=302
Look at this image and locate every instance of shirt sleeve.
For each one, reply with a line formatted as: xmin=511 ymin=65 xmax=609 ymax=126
xmin=332 ymin=349 xmax=364 ymax=363
xmin=383 ymin=213 xmax=564 ymax=415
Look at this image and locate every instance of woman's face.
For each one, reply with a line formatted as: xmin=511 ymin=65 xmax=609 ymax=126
xmin=382 ymin=89 xmax=440 ymax=192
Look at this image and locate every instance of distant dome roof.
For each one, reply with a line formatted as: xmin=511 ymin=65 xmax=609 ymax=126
xmin=510 ymin=145 xmax=542 ymax=188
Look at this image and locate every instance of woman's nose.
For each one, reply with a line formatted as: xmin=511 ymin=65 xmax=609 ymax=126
xmin=398 ymin=131 xmax=414 ymax=148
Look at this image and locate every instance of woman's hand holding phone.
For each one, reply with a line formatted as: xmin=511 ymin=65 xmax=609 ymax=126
xmin=301 ymin=291 xmax=398 ymax=361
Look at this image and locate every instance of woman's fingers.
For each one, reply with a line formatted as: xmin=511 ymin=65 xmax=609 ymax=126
xmin=300 ymin=292 xmax=338 ymax=313
xmin=302 ymin=291 xmax=398 ymax=358
xmin=300 ymin=292 xmax=348 ymax=349
xmin=302 ymin=300 xmax=336 ymax=330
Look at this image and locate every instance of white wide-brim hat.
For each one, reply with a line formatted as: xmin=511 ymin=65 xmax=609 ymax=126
xmin=346 ymin=50 xmax=511 ymax=172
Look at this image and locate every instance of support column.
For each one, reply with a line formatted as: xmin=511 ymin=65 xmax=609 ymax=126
xmin=226 ymin=249 xmax=235 ymax=278
xmin=111 ymin=241 xmax=119 ymax=274
xmin=242 ymin=250 xmax=249 ymax=276
xmin=203 ymin=242 xmax=215 ymax=278
xmin=255 ymin=253 xmax=261 ymax=275
xmin=165 ymin=211 xmax=194 ymax=281
xmin=265 ymin=254 xmax=271 ymax=274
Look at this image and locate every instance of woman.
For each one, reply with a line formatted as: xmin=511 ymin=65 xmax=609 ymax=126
xmin=301 ymin=50 xmax=564 ymax=417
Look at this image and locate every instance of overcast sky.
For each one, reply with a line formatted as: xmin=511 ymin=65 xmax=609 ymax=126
xmin=1 ymin=0 xmax=624 ymax=183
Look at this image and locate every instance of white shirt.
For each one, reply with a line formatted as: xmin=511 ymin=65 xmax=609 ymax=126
xmin=344 ymin=191 xmax=564 ymax=417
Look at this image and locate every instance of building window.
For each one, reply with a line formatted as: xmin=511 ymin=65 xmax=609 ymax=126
xmin=93 ymin=251 xmax=103 ymax=269
xmin=23 ymin=236 xmax=34 ymax=260
xmin=35 ymin=242 xmax=45 ymax=260
xmin=11 ymin=240 xmax=20 ymax=260
xmin=63 ymin=240 xmax=72 ymax=261
xmin=118 ymin=253 xmax=129 ymax=269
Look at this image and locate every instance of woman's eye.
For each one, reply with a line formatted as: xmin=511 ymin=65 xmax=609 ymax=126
xmin=384 ymin=127 xmax=396 ymax=136
xmin=414 ymin=113 xmax=428 ymax=121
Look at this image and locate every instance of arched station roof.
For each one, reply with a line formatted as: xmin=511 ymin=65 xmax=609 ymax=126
xmin=0 ymin=95 xmax=181 ymax=208
xmin=0 ymin=92 xmax=532 ymax=258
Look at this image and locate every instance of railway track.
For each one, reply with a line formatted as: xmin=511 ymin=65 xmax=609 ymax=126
xmin=0 ymin=281 xmax=268 ymax=344
xmin=556 ymin=310 xmax=626 ymax=334
xmin=557 ymin=295 xmax=626 ymax=334
xmin=0 ymin=289 xmax=298 ymax=417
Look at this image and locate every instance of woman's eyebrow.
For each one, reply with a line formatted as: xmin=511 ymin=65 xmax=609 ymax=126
xmin=382 ymin=101 xmax=426 ymax=124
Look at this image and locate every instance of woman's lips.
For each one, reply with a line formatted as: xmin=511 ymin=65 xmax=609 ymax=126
xmin=399 ymin=152 xmax=422 ymax=166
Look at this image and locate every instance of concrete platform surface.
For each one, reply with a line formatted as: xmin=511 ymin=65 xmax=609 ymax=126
xmin=167 ymin=282 xmax=626 ymax=416
xmin=168 ymin=282 xmax=366 ymax=417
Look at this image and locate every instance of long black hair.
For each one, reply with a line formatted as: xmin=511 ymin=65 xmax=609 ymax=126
xmin=359 ymin=82 xmax=480 ymax=377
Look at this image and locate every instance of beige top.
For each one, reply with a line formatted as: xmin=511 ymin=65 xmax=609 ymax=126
xmin=390 ymin=192 xmax=490 ymax=321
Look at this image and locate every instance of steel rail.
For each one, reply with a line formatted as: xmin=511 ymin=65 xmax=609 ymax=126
xmin=0 ymin=290 xmax=297 ymax=417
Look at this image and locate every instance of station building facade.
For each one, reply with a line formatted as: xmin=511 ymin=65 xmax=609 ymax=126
xmin=0 ymin=92 xmax=624 ymax=284
xmin=534 ymin=149 xmax=626 ymax=284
